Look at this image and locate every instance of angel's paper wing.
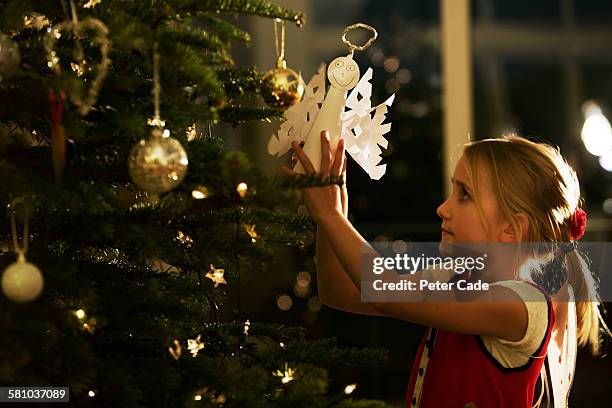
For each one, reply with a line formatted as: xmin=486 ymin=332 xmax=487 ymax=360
xmin=267 ymin=64 xmax=326 ymax=157
xmin=342 ymin=68 xmax=395 ymax=180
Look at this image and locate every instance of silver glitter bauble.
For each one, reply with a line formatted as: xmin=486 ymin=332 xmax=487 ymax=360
xmin=128 ymin=128 xmax=189 ymax=193
xmin=2 ymin=255 xmax=44 ymax=303
xmin=0 ymin=33 xmax=20 ymax=82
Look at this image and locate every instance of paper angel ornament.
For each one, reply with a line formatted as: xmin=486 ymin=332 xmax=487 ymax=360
xmin=267 ymin=24 xmax=395 ymax=180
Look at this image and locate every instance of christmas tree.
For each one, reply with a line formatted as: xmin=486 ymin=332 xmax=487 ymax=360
xmin=0 ymin=1 xmax=389 ymax=406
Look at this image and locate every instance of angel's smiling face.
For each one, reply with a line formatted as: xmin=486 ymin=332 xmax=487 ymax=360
xmin=327 ymin=57 xmax=360 ymax=91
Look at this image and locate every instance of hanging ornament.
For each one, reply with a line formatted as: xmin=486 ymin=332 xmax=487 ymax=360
xmin=0 ymin=33 xmax=21 ymax=82
xmin=1 ymin=199 xmax=44 ymax=303
xmin=49 ymin=90 xmax=67 ymax=182
xmin=43 ymin=0 xmax=111 ymax=116
xmin=261 ymin=19 xmax=304 ymax=108
xmin=128 ymin=42 xmax=188 ymax=193
xmin=268 ymin=23 xmax=395 ymax=180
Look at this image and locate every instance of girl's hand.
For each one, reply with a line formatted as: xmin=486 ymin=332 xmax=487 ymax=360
xmin=290 ymin=138 xmax=348 ymax=217
xmin=282 ymin=131 xmax=346 ymax=224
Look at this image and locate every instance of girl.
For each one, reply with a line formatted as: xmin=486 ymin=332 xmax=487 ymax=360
xmin=281 ymin=132 xmax=608 ymax=407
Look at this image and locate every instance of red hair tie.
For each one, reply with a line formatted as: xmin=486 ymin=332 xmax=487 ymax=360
xmin=569 ymin=208 xmax=587 ymax=241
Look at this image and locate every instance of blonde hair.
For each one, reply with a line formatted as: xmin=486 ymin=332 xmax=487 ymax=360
xmin=462 ymin=134 xmax=607 ymax=355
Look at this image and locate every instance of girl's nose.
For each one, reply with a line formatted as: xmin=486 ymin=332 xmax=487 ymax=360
xmin=436 ymin=198 xmax=450 ymax=220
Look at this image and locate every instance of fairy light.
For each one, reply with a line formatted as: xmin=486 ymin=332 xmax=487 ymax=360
xmin=70 ymin=59 xmax=91 ymax=77
xmin=296 ymin=271 xmax=311 ymax=286
xmin=24 ymin=13 xmax=50 ymax=30
xmin=192 ymin=186 xmax=210 ymax=199
xmin=243 ymin=319 xmax=251 ymax=335
xmin=243 ymin=224 xmax=258 ymax=243
xmin=168 ymin=339 xmax=182 ymax=360
xmin=194 ymin=395 xmax=202 ymax=401
xmin=344 ymin=383 xmax=357 ymax=394
xmin=293 ymin=282 xmax=310 ymax=298
xmin=186 ymin=124 xmax=197 ymax=141
xmin=307 ymin=295 xmax=322 ymax=312
xmin=176 ymin=231 xmax=194 ymax=248
xmin=276 ymin=294 xmax=292 ymax=311
xmin=74 ymin=309 xmax=86 ymax=320
xmin=88 ymin=390 xmax=96 ymax=397
xmin=83 ymin=0 xmax=102 ymax=8
xmin=187 ymin=335 xmax=204 ymax=357
xmin=147 ymin=117 xmax=166 ymax=127
xmin=383 ymin=56 xmax=400 ymax=73
xmin=279 ymin=342 xmax=285 ymax=349
xmin=273 ymin=363 xmax=296 ymax=384
xmin=236 ymin=182 xmax=248 ymax=198
xmin=213 ymin=394 xmax=226 ymax=404
xmin=205 ymin=264 xmax=227 ymax=288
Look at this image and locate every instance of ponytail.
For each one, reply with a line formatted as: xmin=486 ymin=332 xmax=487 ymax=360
xmin=528 ymin=242 xmax=608 ymax=355
xmin=566 ymin=251 xmax=609 ymax=355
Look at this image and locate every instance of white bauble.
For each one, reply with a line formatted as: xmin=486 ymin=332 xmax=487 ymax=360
xmin=2 ymin=257 xmax=44 ymax=303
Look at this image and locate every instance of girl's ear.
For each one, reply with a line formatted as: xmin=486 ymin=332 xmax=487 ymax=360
xmin=498 ymin=213 xmax=530 ymax=242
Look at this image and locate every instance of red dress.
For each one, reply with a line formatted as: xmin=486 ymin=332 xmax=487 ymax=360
xmin=406 ymin=285 xmax=554 ymax=407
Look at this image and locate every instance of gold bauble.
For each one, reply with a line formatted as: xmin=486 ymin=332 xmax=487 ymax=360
xmin=128 ymin=128 xmax=189 ymax=193
xmin=262 ymin=61 xmax=304 ymax=108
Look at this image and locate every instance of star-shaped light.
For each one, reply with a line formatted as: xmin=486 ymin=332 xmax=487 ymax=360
xmin=206 ymin=264 xmax=227 ymax=288
xmin=187 ymin=335 xmax=205 ymax=357
xmin=70 ymin=59 xmax=91 ymax=77
xmin=243 ymin=224 xmax=258 ymax=243
xmin=176 ymin=230 xmax=194 ymax=248
xmin=273 ymin=362 xmax=296 ymax=384
xmin=186 ymin=123 xmax=197 ymax=142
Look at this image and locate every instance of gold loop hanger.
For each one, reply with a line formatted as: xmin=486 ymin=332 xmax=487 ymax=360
xmin=342 ymin=23 xmax=378 ymax=57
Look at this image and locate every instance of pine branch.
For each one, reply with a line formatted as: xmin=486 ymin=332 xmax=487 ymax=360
xmin=197 ymin=12 xmax=251 ymax=43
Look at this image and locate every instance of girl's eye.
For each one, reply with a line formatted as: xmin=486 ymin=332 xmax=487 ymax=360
xmin=459 ymin=188 xmax=470 ymax=201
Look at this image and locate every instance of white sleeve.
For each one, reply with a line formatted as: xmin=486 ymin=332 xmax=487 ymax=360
xmin=480 ymin=280 xmax=549 ymax=368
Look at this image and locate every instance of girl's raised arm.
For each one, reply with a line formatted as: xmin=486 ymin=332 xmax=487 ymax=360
xmin=286 ymin=132 xmax=529 ymax=342
xmin=288 ymin=138 xmax=379 ymax=315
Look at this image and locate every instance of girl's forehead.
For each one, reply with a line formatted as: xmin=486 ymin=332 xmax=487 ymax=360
xmin=454 ymin=156 xmax=473 ymax=185
xmin=455 ymin=156 xmax=494 ymax=195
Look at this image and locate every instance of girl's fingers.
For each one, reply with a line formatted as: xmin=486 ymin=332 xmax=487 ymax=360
xmin=291 ymin=141 xmax=316 ymax=174
xmin=290 ymin=141 xmax=304 ymax=165
xmin=331 ymin=139 xmax=345 ymax=177
xmin=281 ymin=165 xmax=297 ymax=177
xmin=320 ymin=131 xmax=331 ymax=178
